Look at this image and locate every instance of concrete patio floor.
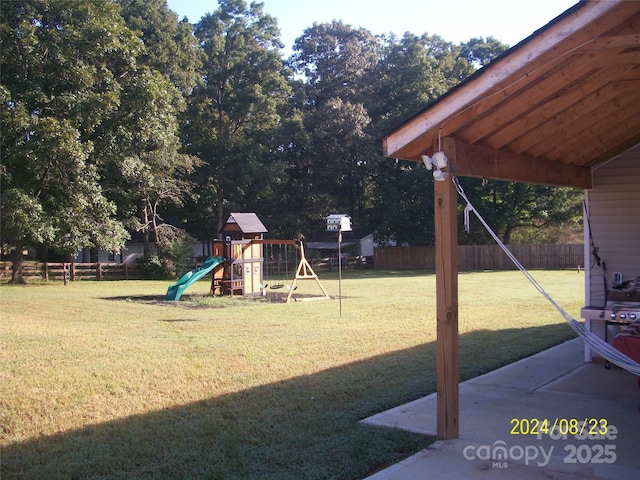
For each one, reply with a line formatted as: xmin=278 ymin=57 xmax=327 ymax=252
xmin=362 ymin=338 xmax=640 ymax=480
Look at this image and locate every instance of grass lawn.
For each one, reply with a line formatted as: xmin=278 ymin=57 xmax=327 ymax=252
xmin=0 ymin=269 xmax=583 ymax=479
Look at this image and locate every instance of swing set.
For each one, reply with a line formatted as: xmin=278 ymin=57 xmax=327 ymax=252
xmin=208 ymin=213 xmax=329 ymax=302
xmin=263 ymin=241 xmax=295 ymax=290
xmin=260 ymin=240 xmax=331 ymax=303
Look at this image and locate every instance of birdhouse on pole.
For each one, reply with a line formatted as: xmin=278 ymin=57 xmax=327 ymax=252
xmin=326 ymin=214 xmax=352 ymax=232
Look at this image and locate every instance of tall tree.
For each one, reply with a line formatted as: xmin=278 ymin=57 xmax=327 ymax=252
xmin=0 ymin=0 xmax=194 ymax=281
xmin=184 ymin=0 xmax=291 ymax=237
xmin=290 ymin=20 xmax=381 ymax=107
xmin=288 ymin=21 xmax=381 ymax=224
xmin=365 ymin=34 xmax=470 ymax=245
xmin=460 ymin=36 xmax=509 ymax=68
xmin=310 ymin=97 xmax=372 ymax=220
xmin=368 ymin=160 xmax=435 ymax=246
xmin=115 ymin=0 xmax=203 ymax=257
xmin=118 ymin=0 xmax=202 ymax=94
xmin=0 ymin=0 xmax=139 ymax=281
xmin=370 ymin=33 xmax=470 ymax=135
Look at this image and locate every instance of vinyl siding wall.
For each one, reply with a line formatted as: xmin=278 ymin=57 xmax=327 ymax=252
xmin=585 ymin=144 xmax=640 ymax=307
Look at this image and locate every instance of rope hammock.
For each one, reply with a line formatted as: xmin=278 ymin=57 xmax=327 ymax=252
xmin=453 ymin=176 xmax=640 ymax=377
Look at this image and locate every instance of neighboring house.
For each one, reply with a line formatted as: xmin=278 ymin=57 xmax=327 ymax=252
xmin=382 ymin=0 xmax=640 ymax=439
xmin=72 ymin=232 xmax=146 ymax=265
xmin=72 ymin=241 xmax=211 ymax=266
xmin=306 ymin=225 xmax=376 ymax=259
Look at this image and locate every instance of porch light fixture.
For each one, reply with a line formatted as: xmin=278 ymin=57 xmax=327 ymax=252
xmin=421 ymin=151 xmax=449 ymax=181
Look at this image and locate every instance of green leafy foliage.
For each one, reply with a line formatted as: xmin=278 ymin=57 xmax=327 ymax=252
xmin=1 ymin=0 xmax=141 ymax=279
xmin=117 ymin=0 xmax=202 ymax=94
xmin=456 ymin=178 xmax=584 ymax=245
xmin=1 ymin=0 xmax=198 ymax=281
xmin=141 ymin=227 xmax=195 ymax=279
xmin=1 ymin=0 xmax=583 ymax=283
xmin=183 ymin=0 xmax=291 ymax=235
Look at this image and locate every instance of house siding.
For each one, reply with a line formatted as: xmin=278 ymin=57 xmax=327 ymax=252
xmin=358 ymin=234 xmax=375 ymax=257
xmin=585 ymin=145 xmax=640 ymax=307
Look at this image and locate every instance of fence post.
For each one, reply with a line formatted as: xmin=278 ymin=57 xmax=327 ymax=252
xmin=97 ymin=262 xmax=102 ymax=281
xmin=70 ymin=262 xmax=76 ymax=281
xmin=44 ymin=262 xmax=49 ymax=281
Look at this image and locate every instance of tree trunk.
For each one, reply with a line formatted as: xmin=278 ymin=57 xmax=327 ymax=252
xmin=216 ymin=187 xmax=224 ymax=240
xmin=142 ymin=200 xmax=150 ymax=259
xmin=502 ymin=223 xmax=513 ymax=245
xmin=10 ymin=242 xmax=26 ymax=284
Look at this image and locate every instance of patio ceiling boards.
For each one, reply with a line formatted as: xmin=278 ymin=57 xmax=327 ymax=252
xmin=383 ymin=0 xmax=640 ymax=188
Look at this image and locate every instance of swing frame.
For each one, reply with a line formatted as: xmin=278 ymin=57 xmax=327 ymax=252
xmin=285 ymin=242 xmax=331 ymax=303
xmin=227 ymin=239 xmax=330 ymax=303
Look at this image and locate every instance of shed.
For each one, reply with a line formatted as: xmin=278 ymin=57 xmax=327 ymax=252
xmin=382 ymin=0 xmax=640 ymax=440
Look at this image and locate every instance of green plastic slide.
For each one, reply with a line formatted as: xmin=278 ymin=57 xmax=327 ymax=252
xmin=165 ymin=256 xmax=225 ymax=301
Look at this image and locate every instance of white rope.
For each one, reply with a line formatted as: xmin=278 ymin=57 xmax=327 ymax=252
xmin=452 ymin=177 xmax=640 ymax=376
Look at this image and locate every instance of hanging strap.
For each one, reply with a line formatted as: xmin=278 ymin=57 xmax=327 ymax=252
xmin=452 ymin=176 xmax=640 ymax=376
xmin=464 ymin=203 xmax=473 ymax=234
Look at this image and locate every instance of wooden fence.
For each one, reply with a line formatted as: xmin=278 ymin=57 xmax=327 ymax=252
xmin=0 ymin=262 xmax=144 ymax=281
xmin=373 ymin=244 xmax=584 ymax=270
xmin=2 ymin=244 xmax=584 ymax=280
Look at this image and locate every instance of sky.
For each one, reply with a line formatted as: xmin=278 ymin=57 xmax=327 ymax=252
xmin=166 ymin=0 xmax=579 ymax=56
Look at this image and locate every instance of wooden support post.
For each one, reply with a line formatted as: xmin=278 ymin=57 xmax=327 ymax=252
xmin=434 ymin=138 xmax=459 ymax=440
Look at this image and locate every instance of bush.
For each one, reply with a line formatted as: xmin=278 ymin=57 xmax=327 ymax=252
xmin=142 ymin=229 xmax=195 ymax=279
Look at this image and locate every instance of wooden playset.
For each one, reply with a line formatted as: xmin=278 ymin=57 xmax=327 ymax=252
xmin=209 ymin=213 xmax=330 ymax=302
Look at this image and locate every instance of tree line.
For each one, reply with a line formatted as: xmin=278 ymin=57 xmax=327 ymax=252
xmin=1 ymin=0 xmax=582 ymax=282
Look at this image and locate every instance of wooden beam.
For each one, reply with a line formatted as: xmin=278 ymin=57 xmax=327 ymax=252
xmin=435 ymin=138 xmax=459 ymax=440
xmin=587 ymin=132 xmax=640 ymax=168
xmin=462 ymin=49 xmax=616 ymax=147
xmin=450 ymin=139 xmax=592 ymax=189
xmin=479 ymin=60 xmax=639 ymax=150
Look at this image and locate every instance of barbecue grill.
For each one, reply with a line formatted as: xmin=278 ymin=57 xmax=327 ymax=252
xmin=581 ymin=283 xmax=640 ymax=362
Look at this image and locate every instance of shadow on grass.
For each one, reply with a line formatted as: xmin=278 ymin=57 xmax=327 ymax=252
xmin=106 ymin=292 xmax=305 ymax=307
xmin=2 ymin=324 xmax=575 ymax=480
